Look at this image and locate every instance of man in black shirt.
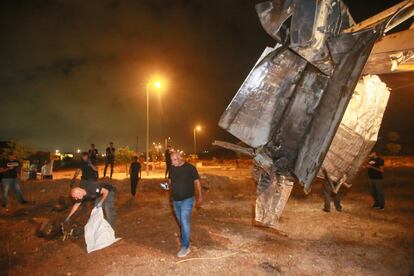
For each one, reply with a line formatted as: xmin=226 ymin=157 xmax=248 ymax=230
xmin=88 ymin=144 xmax=99 ymax=179
xmin=104 ymin=142 xmax=115 ymax=179
xmin=0 ymin=153 xmax=28 ymax=207
xmin=168 ymin=152 xmax=202 ymax=258
xmin=71 ymin=152 xmax=99 ymax=187
xmin=165 ymin=146 xmax=172 ymax=178
xmin=65 ymin=181 xmax=116 ymax=228
xmin=129 ymin=156 xmax=141 ymax=196
xmin=366 ymin=151 xmax=385 ymax=209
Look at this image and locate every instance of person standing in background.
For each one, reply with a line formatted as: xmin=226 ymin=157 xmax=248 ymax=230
xmin=88 ymin=143 xmax=99 ymax=180
xmin=129 ymin=156 xmax=141 ymax=197
xmin=165 ymin=145 xmax=172 ymax=178
xmin=104 ymin=142 xmax=115 ymax=179
xmin=0 ymin=153 xmax=28 ymax=208
xmin=367 ymin=151 xmax=385 ymax=210
xmin=41 ymin=160 xmax=53 ymax=179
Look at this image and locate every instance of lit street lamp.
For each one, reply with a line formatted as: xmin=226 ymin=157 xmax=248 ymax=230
xmin=193 ymin=125 xmax=202 ymax=154
xmin=146 ymin=80 xmax=163 ymax=176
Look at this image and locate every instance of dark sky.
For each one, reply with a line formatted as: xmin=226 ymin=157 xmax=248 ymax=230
xmin=0 ymin=0 xmax=412 ymax=153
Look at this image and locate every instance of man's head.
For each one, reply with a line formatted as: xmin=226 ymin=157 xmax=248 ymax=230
xmin=90 ymin=143 xmax=95 ymax=149
xmin=133 ymin=156 xmax=138 ymax=162
xmin=369 ymin=151 xmax=378 ymax=158
xmin=109 ymin=142 xmax=113 ymax=147
xmin=81 ymin=152 xmax=89 ymax=161
xmin=171 ymin=152 xmax=184 ymax=167
xmin=70 ymin=187 xmax=86 ymax=200
xmin=44 ymin=160 xmax=49 ymax=165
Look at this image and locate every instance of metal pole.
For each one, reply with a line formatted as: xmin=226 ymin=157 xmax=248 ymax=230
xmin=193 ymin=128 xmax=197 ymax=154
xmin=146 ymin=83 xmax=150 ymax=176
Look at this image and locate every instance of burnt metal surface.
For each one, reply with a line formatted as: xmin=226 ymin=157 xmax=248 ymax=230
xmin=217 ymin=0 xmax=389 ymax=227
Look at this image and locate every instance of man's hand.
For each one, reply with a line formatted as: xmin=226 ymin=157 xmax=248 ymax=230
xmin=196 ymin=196 xmax=203 ymax=208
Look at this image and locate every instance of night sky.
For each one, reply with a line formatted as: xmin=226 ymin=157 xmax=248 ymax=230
xmin=1 ymin=0 xmax=412 ymax=153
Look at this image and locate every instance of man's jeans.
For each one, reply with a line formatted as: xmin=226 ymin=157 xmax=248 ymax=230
xmin=104 ymin=159 xmax=114 ymax=178
xmin=370 ymin=179 xmax=385 ymax=208
xmin=95 ymin=190 xmax=116 ymax=228
xmin=173 ymin=197 xmax=194 ymax=249
xmin=2 ymin=178 xmax=26 ymax=206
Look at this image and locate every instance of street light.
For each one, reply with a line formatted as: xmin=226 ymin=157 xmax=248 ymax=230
xmin=193 ymin=125 xmax=202 ymax=154
xmin=146 ymin=80 xmax=163 ymax=176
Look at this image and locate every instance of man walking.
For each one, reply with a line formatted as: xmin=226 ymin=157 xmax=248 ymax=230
xmin=104 ymin=142 xmax=115 ymax=179
xmin=367 ymin=151 xmax=385 ymax=210
xmin=168 ymin=152 xmax=202 ymax=258
xmin=0 ymin=153 xmax=28 ymax=208
xmin=165 ymin=145 xmax=172 ymax=178
xmin=129 ymin=156 xmax=141 ymax=197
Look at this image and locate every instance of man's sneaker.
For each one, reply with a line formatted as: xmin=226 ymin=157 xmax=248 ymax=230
xmin=378 ymin=207 xmax=385 ymax=210
xmin=336 ymin=207 xmax=342 ymax=212
xmin=322 ymin=208 xmax=330 ymax=213
xmin=372 ymin=205 xmax=380 ymax=208
xmin=160 ymin=183 xmax=169 ymax=190
xmin=177 ymin=247 xmax=191 ymax=258
xmin=21 ymin=200 xmax=28 ymax=204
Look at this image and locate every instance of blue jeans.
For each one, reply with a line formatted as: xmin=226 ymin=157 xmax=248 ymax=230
xmin=2 ymin=178 xmax=26 ymax=206
xmin=173 ymin=197 xmax=194 ymax=249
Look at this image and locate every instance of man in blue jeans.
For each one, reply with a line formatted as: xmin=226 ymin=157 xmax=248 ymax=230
xmin=0 ymin=153 xmax=28 ymax=208
xmin=168 ymin=152 xmax=202 ymax=258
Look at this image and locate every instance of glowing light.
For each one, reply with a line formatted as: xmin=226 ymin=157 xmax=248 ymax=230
xmin=195 ymin=125 xmax=202 ymax=131
xmin=76 ymin=149 xmax=81 ymax=153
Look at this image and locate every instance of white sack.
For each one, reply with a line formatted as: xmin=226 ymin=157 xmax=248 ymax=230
xmin=84 ymin=207 xmax=120 ymax=253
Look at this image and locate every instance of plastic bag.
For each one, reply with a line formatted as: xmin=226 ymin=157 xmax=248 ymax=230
xmin=84 ymin=207 xmax=121 ymax=253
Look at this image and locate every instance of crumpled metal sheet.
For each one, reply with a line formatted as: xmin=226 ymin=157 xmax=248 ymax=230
xmin=320 ymin=75 xmax=390 ymax=182
xmin=255 ymin=173 xmax=294 ymax=227
xmin=217 ymin=0 xmax=388 ymax=227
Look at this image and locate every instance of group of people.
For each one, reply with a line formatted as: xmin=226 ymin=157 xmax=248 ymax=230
xmin=64 ymin=144 xmax=201 ymax=258
xmin=323 ymin=151 xmax=386 ymax=212
xmin=1 ymin=147 xmax=386 ymax=257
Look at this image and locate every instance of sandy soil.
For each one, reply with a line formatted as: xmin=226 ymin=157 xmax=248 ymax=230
xmin=0 ymin=166 xmax=413 ymax=275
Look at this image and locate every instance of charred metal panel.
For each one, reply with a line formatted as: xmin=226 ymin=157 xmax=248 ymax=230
xmin=269 ymin=65 xmax=329 ymax=171
xmin=294 ymin=26 xmax=385 ymax=191
xmin=217 ymin=0 xmax=389 ymax=227
xmin=219 ymin=47 xmax=307 ymax=148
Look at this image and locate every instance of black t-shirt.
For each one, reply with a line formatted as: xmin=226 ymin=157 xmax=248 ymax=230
xmin=169 ymin=162 xmax=200 ymax=201
xmin=165 ymin=150 xmax=172 ymax=165
xmin=106 ymin=147 xmax=115 ymax=160
xmin=130 ymin=161 xmax=141 ymax=178
xmin=78 ymin=160 xmax=97 ymax=180
xmin=1 ymin=159 xmax=20 ymax=179
xmin=75 ymin=182 xmax=115 ymax=203
xmin=88 ymin=149 xmax=98 ymax=162
xmin=368 ymin=157 xmax=384 ymax=179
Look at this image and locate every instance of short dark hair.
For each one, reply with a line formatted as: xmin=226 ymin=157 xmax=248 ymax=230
xmin=91 ymin=143 xmax=95 ymax=147
xmin=109 ymin=142 xmax=113 ymax=145
xmin=81 ymin=152 xmax=89 ymax=157
xmin=133 ymin=156 xmax=138 ymax=161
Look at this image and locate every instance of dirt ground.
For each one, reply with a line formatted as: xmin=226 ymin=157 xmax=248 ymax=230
xmin=0 ymin=165 xmax=413 ymax=275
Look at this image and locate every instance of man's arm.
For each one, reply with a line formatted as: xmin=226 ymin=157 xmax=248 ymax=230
xmin=70 ymin=169 xmax=81 ymax=186
xmin=139 ymin=165 xmax=142 ymax=179
xmin=97 ymin=188 xmax=109 ymax=207
xmin=65 ymin=202 xmax=81 ymax=221
xmin=88 ymin=161 xmax=98 ymax=172
xmin=194 ymin=179 xmax=203 ymax=207
xmin=367 ymin=164 xmax=384 ymax=173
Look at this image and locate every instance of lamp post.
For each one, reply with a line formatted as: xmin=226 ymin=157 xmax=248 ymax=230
xmin=193 ymin=125 xmax=201 ymax=154
xmin=146 ymin=81 xmax=162 ymax=176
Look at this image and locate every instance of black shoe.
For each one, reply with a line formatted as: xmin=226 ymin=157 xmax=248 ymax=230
xmin=336 ymin=207 xmax=342 ymax=212
xmin=21 ymin=200 xmax=28 ymax=204
xmin=322 ymin=208 xmax=330 ymax=213
xmin=378 ymin=207 xmax=385 ymax=210
xmin=1 ymin=204 xmax=6 ymax=208
xmin=372 ymin=205 xmax=380 ymax=208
